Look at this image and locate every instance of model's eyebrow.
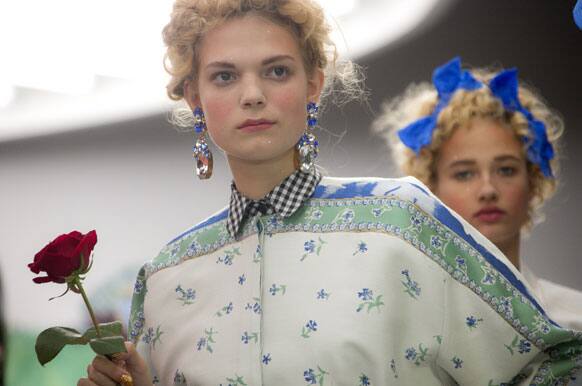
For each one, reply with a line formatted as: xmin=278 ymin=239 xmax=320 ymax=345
xmin=447 ymin=159 xmax=476 ymax=168
xmin=262 ymin=55 xmax=295 ymax=66
xmin=205 ymin=55 xmax=295 ymax=70
xmin=493 ymin=155 xmax=522 ymax=163
xmin=205 ymin=61 xmax=236 ymax=70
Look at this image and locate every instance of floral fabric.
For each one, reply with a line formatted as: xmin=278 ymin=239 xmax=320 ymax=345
xmin=130 ymin=176 xmax=582 ymax=386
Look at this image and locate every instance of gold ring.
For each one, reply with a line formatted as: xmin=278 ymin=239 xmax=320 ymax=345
xmin=119 ymin=374 xmax=134 ymax=386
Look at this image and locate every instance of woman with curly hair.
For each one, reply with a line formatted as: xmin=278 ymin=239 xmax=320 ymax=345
xmin=78 ymin=6 xmax=580 ymax=386
xmin=375 ymin=56 xmax=582 ymax=332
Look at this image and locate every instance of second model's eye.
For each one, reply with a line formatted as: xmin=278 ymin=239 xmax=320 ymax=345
xmin=497 ymin=166 xmax=517 ymax=177
xmin=453 ymin=170 xmax=475 ymax=181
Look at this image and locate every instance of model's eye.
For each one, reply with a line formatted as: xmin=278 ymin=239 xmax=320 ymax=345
xmin=212 ymin=71 xmax=236 ymax=84
xmin=266 ymin=65 xmax=290 ymax=79
xmin=498 ymin=166 xmax=517 ymax=177
xmin=453 ymin=170 xmax=474 ymax=181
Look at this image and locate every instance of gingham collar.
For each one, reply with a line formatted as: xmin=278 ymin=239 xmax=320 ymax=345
xmin=226 ymin=169 xmax=321 ymax=238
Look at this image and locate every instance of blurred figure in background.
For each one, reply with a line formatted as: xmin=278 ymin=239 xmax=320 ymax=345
xmin=375 ymin=57 xmax=582 ymax=332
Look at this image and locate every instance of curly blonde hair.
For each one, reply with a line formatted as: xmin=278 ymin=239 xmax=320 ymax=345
xmin=162 ymin=0 xmax=364 ymax=127
xmin=373 ymin=67 xmax=563 ymax=228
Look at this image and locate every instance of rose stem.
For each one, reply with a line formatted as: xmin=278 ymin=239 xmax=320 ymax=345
xmin=74 ymin=277 xmax=101 ymax=338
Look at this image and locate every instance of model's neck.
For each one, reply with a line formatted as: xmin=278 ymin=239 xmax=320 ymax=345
xmin=496 ymin=234 xmax=521 ymax=270
xmin=227 ymin=149 xmax=296 ymax=200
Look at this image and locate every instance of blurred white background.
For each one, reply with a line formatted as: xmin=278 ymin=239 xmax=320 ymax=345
xmin=0 ymin=2 xmax=580 ymax=383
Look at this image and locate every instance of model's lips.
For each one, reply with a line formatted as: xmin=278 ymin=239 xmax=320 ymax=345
xmin=238 ymin=119 xmax=275 ymax=132
xmin=474 ymin=207 xmax=506 ymax=223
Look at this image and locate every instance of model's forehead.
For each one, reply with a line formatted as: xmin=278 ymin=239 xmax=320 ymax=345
xmin=441 ymin=119 xmax=525 ymax=162
xmin=198 ymin=14 xmax=302 ymax=65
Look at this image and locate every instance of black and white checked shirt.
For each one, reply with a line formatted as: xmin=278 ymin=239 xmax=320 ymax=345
xmin=226 ymin=169 xmax=322 ymax=238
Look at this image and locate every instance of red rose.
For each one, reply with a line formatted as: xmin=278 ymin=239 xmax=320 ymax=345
xmin=28 ymin=230 xmax=97 ymax=284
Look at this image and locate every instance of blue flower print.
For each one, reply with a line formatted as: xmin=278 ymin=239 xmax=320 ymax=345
xmin=262 ymin=353 xmax=272 ymax=365
xmin=504 ymin=335 xmax=531 ymax=355
xmin=451 ymin=356 xmax=463 ymax=369
xmin=142 ymin=326 xmax=163 ymax=349
xmin=356 ymin=288 xmax=384 ymax=313
xmin=401 ymin=270 xmax=421 ymax=299
xmin=175 ymin=285 xmax=196 ymax=305
xmin=301 ymin=237 xmax=326 ymax=261
xmin=129 ymin=312 xmax=145 ymax=340
xmin=497 ymin=296 xmax=514 ymax=318
xmin=196 ymin=337 xmax=207 ymax=351
xmin=358 ymin=288 xmax=373 ymax=301
xmin=215 ymin=302 xmax=233 ymax=317
xmin=316 ymin=289 xmax=330 ymax=300
xmin=404 ymin=343 xmax=428 ymax=366
xmin=269 ymin=283 xmax=287 ymax=296
xmin=245 ymin=298 xmax=262 ymax=314
xmin=359 ymin=374 xmax=371 ymax=386
xmin=133 ymin=279 xmax=144 ymax=294
xmin=238 ymin=274 xmax=246 ymax=285
xmin=196 ymin=327 xmax=217 ymax=353
xmin=304 ymin=369 xmax=316 ymax=384
xmin=518 ymin=340 xmax=531 ymax=354
xmin=466 ymin=315 xmax=483 ymax=330
xmin=455 ymin=256 xmax=467 ymax=272
xmin=301 ymin=320 xmax=318 ymax=338
xmin=304 ymin=240 xmax=316 ymax=254
xmin=353 ymin=241 xmax=368 ymax=256
xmin=303 ymin=366 xmax=329 ymax=385
xmin=341 ymin=209 xmax=355 ymax=223
xmin=241 ymin=331 xmax=258 ymax=344
xmin=186 ymin=240 xmax=201 ymax=257
xmin=310 ymin=209 xmax=324 ymax=221
xmin=430 ymin=235 xmax=443 ymax=249
xmin=404 ymin=347 xmax=417 ymax=361
xmin=217 ymin=247 xmax=242 ymax=266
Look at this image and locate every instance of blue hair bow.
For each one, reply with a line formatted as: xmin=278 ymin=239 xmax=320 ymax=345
xmin=398 ymin=57 xmax=481 ymax=154
xmin=397 ymin=57 xmax=555 ymax=177
xmin=489 ymin=69 xmax=554 ymax=177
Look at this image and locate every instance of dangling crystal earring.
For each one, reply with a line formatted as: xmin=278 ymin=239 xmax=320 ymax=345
xmin=295 ymin=102 xmax=319 ymax=173
xmin=192 ymin=107 xmax=213 ymax=179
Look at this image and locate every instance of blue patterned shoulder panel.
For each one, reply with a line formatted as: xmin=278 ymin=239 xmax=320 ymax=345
xmin=315 ymin=176 xmax=549 ymax=322
xmin=167 ymin=207 xmax=229 ymax=246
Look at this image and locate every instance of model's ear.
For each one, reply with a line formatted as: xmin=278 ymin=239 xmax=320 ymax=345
xmin=183 ymin=79 xmax=201 ymax=109
xmin=307 ymin=68 xmax=325 ymax=104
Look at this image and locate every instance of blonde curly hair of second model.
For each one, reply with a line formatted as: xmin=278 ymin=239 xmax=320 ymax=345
xmin=373 ymin=68 xmax=563 ymax=229
xmin=163 ymin=0 xmax=365 ymax=128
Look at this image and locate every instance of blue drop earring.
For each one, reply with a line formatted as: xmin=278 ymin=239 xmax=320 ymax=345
xmin=192 ymin=107 xmax=213 ymax=179
xmin=296 ymin=102 xmax=319 ymax=173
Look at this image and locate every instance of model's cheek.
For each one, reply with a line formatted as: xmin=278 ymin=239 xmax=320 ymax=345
xmin=504 ymin=184 xmax=530 ymax=225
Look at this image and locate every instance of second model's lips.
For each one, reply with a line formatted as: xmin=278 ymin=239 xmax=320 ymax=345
xmin=238 ymin=119 xmax=275 ymax=130
xmin=474 ymin=207 xmax=506 ymax=223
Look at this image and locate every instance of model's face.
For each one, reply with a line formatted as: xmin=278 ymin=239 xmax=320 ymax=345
xmin=433 ymin=118 xmax=530 ymax=248
xmin=188 ymin=14 xmax=322 ymax=166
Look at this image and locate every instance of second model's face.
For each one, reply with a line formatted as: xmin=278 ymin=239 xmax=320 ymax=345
xmin=433 ymin=118 xmax=531 ymax=249
xmin=190 ymin=14 xmax=322 ymax=167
